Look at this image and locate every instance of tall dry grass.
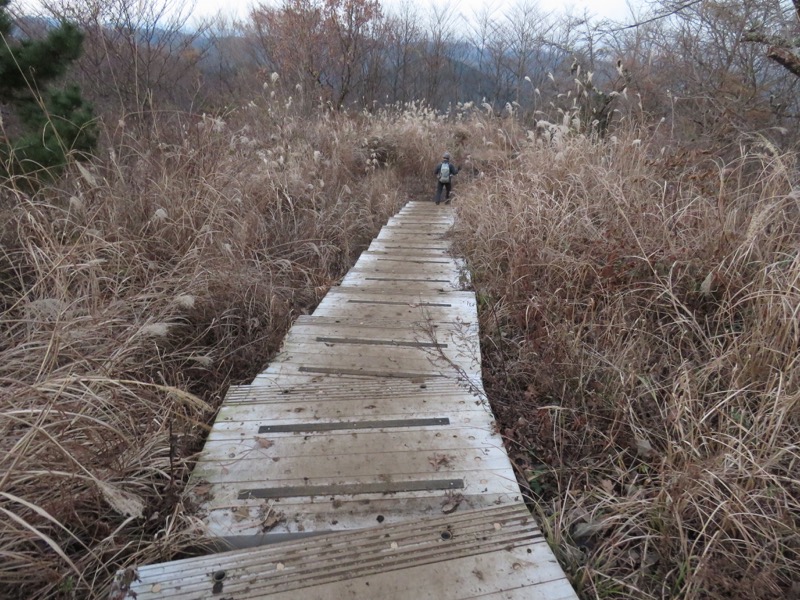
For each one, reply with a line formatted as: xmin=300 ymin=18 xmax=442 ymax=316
xmin=0 ymin=92 xmax=449 ymax=598
xmin=10 ymin=89 xmax=793 ymax=600
xmin=452 ymin=121 xmax=799 ymax=598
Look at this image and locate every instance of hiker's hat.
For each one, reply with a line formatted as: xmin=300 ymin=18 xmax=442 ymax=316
xmin=443 ymin=152 xmax=451 ymax=160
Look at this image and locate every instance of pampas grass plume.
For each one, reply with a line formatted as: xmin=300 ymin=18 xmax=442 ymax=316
xmin=139 ymin=323 xmax=172 ymax=337
xmin=174 ymin=295 xmax=196 ymax=309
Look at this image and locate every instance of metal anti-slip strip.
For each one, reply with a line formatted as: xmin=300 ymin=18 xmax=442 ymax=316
xmin=365 ymin=277 xmax=450 ymax=283
xmin=376 ymin=258 xmax=450 ymax=264
xmin=315 ymin=336 xmax=447 ymax=348
xmin=258 ymin=417 xmax=450 ymax=433
xmin=346 ymin=299 xmax=451 ymax=308
xmin=378 ymin=246 xmax=444 ymax=250
xmin=238 ymin=478 xmax=464 ymax=499
xmin=298 ymin=366 xmax=444 ymax=378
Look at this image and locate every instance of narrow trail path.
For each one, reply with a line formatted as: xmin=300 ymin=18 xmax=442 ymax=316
xmin=123 ymin=201 xmax=577 ymax=599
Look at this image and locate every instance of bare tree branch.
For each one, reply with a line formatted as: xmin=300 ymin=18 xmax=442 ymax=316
xmin=767 ymin=45 xmax=800 ymax=77
xmin=602 ymin=0 xmax=705 ymax=32
xmin=742 ymin=31 xmax=796 ymax=48
xmin=742 ymin=0 xmax=800 ymax=80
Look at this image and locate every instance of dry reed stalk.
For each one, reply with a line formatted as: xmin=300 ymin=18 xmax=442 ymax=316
xmin=0 ymin=100 xmax=438 ymax=598
xmin=452 ymin=124 xmax=800 ymax=599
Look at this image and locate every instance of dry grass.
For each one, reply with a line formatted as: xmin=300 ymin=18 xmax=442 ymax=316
xmin=0 ymin=94 xmax=448 ymax=598
xmin=452 ymin=123 xmax=800 ymax=599
xmin=7 ymin=91 xmax=794 ymax=600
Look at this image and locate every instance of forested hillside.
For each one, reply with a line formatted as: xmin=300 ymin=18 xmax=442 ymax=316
xmin=1 ymin=0 xmax=798 ymax=598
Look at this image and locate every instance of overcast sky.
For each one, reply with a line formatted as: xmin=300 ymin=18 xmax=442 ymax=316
xmin=186 ymin=0 xmax=647 ymax=26
xmin=16 ymin=0 xmax=648 ymax=29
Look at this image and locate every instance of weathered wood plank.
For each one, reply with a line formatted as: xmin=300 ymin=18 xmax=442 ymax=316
xmin=223 ymin=377 xmax=481 ymax=400
xmin=199 ymin=432 xmax=510 ymax=481
xmin=126 ymin=504 xmax=576 ymax=600
xmin=197 ymin=470 xmax=520 ymax=511
xmin=291 ymin=314 xmax=479 ymax=333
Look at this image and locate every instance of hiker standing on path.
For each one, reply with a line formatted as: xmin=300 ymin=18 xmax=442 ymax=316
xmin=434 ymin=152 xmax=458 ymax=205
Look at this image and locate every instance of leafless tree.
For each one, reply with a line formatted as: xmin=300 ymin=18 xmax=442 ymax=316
xmin=249 ymin=0 xmax=383 ymax=110
xmin=200 ymin=14 xmax=258 ymax=103
xmin=465 ymin=6 xmax=497 ymax=101
xmin=505 ymin=1 xmax=552 ymax=106
xmin=744 ymin=0 xmax=800 ymax=78
xmin=653 ymin=0 xmax=794 ymax=138
xmin=424 ymin=5 xmax=457 ymax=108
xmin=41 ymin=0 xmax=209 ymax=115
xmin=484 ymin=18 xmax=513 ymax=104
xmin=384 ymin=2 xmax=422 ymax=104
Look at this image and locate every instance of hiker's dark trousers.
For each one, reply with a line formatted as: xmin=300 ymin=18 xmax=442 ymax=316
xmin=435 ymin=181 xmax=451 ymax=204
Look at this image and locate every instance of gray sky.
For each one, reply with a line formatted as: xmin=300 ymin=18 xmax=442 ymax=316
xmin=188 ymin=0 xmax=646 ymax=26
xmin=16 ymin=0 xmax=647 ymax=29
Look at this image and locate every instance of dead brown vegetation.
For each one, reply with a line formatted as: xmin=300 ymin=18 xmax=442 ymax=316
xmin=452 ymin=121 xmax=800 ymax=599
xmin=0 ymin=98 xmax=443 ymax=598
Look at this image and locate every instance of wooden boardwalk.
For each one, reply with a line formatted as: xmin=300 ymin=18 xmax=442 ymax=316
xmin=121 ymin=202 xmax=577 ymax=599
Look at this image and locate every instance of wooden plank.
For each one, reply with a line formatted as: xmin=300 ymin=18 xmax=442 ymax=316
xmin=283 ymin=324 xmax=479 ymax=347
xmin=347 ymin=264 xmax=460 ymax=277
xmin=366 ymin=245 xmax=453 ymax=257
xmin=375 ymin=235 xmax=449 ymax=245
xmin=272 ymin=341 xmax=480 ymax=374
xmin=288 ymin=328 xmax=473 ymax=348
xmin=193 ymin=459 xmax=515 ymax=491
xmin=309 ymin=303 xmax=471 ymax=322
xmin=371 ymin=236 xmax=453 ymax=244
xmin=200 ymin=414 xmax=508 ymax=448
xmin=338 ymin=275 xmax=462 ymax=292
xmin=195 ymin=444 xmax=514 ymax=482
xmin=291 ymin=314 xmax=479 ymax=334
xmin=320 ymin=292 xmax=473 ymax=305
xmin=383 ymin=221 xmax=452 ymax=228
xmin=259 ymin=362 xmax=479 ymax=382
xmin=279 ymin=334 xmax=480 ymax=361
xmin=249 ymin=365 xmax=484 ymax=385
xmin=464 ymin=584 xmax=578 ymax=600
xmin=341 ymin=272 xmax=456 ymax=283
xmin=259 ymin=551 xmax=571 ymax=600
xmin=286 ymin=328 xmax=478 ymax=347
xmin=311 ymin=297 xmax=475 ymax=322
xmin=359 ymin=255 xmax=458 ymax=267
xmin=317 ymin=288 xmax=471 ymax=301
xmin=266 ymin=342 xmax=468 ymax=363
xmin=139 ymin=505 xmax=536 ymax=580
xmin=198 ymin=470 xmax=520 ymax=510
xmin=238 ymin=479 xmax=466 ymax=500
xmin=195 ymin=453 xmax=511 ymax=484
xmin=264 ymin=340 xmax=478 ymax=367
xmin=126 ymin=504 xmax=576 ymax=600
xmin=200 ymin=493 xmax=524 ymax=543
xmin=199 ymin=426 xmax=507 ymax=458
xmin=250 ymin=370 xmax=477 ymax=387
xmin=310 ymin=336 xmax=448 ymax=349
xmin=213 ymin=411 xmax=494 ymax=433
xmin=223 ymin=378 xmax=481 ymax=400
xmin=216 ymin=398 xmax=488 ymax=419
xmin=257 ymin=417 xmax=452 ymax=433
xmin=379 ymin=230 xmax=449 ymax=239
xmin=201 ymin=473 xmax=520 ymax=508
xmin=345 ymin=267 xmax=463 ymax=281
xmin=385 ymin=223 xmax=452 ymax=230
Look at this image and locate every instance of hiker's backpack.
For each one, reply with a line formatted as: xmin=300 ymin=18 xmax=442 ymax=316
xmin=439 ymin=162 xmax=451 ymax=183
